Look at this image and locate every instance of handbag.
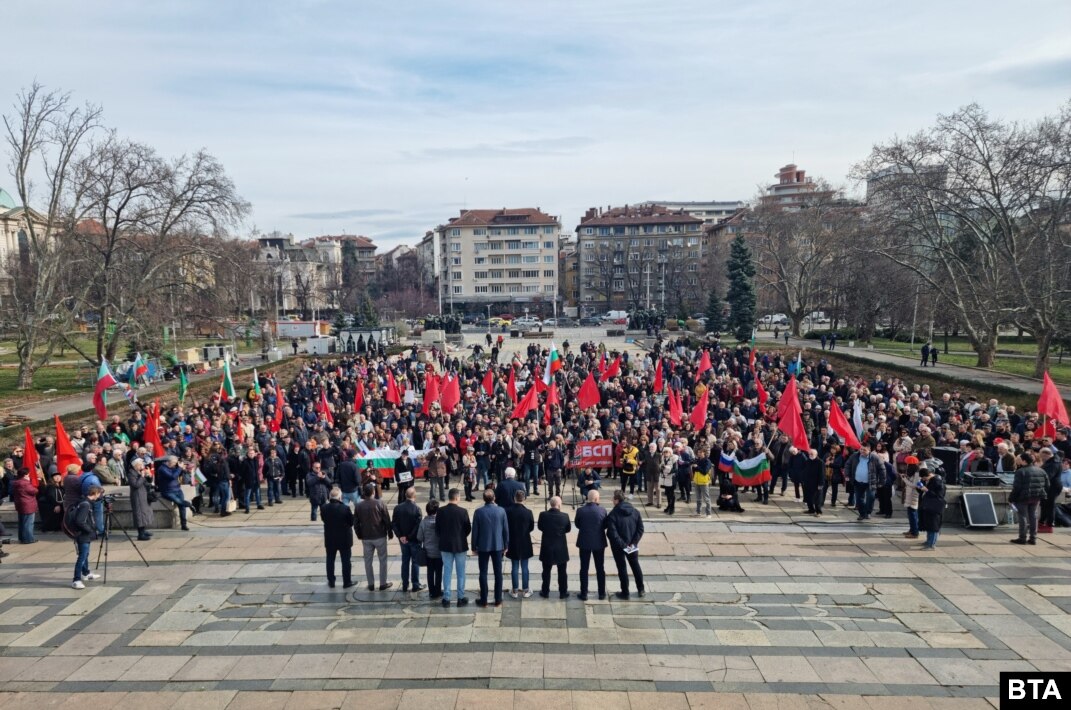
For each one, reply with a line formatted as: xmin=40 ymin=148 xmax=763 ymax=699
xmin=146 ymin=489 xmax=159 ymax=503
xmin=413 ymin=545 xmax=428 ymax=567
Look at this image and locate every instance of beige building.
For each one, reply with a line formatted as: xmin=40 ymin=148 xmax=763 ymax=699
xmin=576 ymin=204 xmax=704 ymax=314
xmin=255 ymin=233 xmax=376 ymax=316
xmin=559 ymin=240 xmax=579 ymax=308
xmin=433 ymin=208 xmax=561 ymax=314
xmin=0 ymin=187 xmax=46 ymax=306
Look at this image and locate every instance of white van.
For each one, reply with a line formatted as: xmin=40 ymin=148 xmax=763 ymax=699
xmin=600 ymin=310 xmax=628 ymax=322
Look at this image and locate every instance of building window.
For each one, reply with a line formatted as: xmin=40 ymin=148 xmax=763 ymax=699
xmin=543 ymin=255 xmax=554 ymax=263
xmin=488 ymin=242 xmax=502 ymax=251
xmin=544 ymin=284 xmax=555 ymax=292
xmin=475 ymin=271 xmax=488 ymax=279
xmin=453 ymin=285 xmax=463 ymax=295
xmin=583 ymin=227 xmax=593 ymax=235
xmin=521 ymin=255 xmax=538 ymax=263
xmin=598 ymin=227 xmax=610 ymax=236
xmin=544 ymin=227 xmax=555 ymax=234
xmin=490 ymin=228 xmax=502 ymax=235
xmin=522 ymin=270 xmax=539 ymax=278
xmin=506 ymin=255 xmax=521 ymax=264
xmin=450 ymin=229 xmax=460 ymax=237
xmin=491 ymin=284 xmax=503 ymax=293
xmin=543 ymin=270 xmax=555 ymax=278
xmin=523 ymin=227 xmax=537 ymax=235
xmin=490 ymin=269 xmax=503 ymax=278
xmin=474 ymin=285 xmax=488 ymax=293
xmin=473 ymin=228 xmax=486 ymax=235
xmin=451 ymin=257 xmax=461 ymax=266
xmin=452 ymin=271 xmax=462 ymax=280
xmin=584 ymin=253 xmax=595 ymax=262
xmin=450 ymin=243 xmax=461 ymax=252
xmin=543 ymin=241 xmax=554 ymax=249
xmin=474 ymin=257 xmax=485 ymax=265
xmin=508 ymin=269 xmax=521 ymax=278
xmin=506 ymin=240 xmax=521 ymax=250
xmin=613 ymin=279 xmax=624 ymax=291
xmin=521 ymin=240 xmax=538 ymax=249
xmin=490 ymin=256 xmax=504 ymax=265
xmin=507 ymin=227 xmax=519 ymax=235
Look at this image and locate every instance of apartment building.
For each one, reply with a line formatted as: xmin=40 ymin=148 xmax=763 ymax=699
xmin=576 ymin=204 xmax=704 ymax=314
xmin=433 ymin=208 xmax=561 ymax=314
xmin=640 ymin=199 xmax=746 ymax=227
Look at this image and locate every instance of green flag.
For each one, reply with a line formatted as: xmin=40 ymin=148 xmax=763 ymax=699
xmin=178 ymin=368 xmax=189 ymax=404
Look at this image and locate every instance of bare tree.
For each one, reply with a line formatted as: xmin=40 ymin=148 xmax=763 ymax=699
xmin=857 ymin=102 xmax=1071 ymax=371
xmin=3 ymin=84 xmax=101 ymax=388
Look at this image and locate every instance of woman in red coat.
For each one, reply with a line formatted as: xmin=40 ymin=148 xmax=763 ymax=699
xmin=10 ymin=468 xmax=38 ymax=544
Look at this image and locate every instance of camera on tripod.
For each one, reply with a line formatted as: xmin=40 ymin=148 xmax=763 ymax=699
xmin=101 ymin=492 xmax=125 ymax=510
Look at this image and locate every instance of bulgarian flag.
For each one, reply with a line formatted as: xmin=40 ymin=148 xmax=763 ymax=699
xmin=252 ymin=368 xmax=262 ymax=398
xmin=357 ymin=447 xmax=431 ymax=481
xmin=93 ymin=358 xmax=119 ymax=420
xmin=129 ymin=353 xmax=144 ymax=387
xmin=731 ymin=452 xmax=771 ymax=486
xmin=219 ymin=359 xmax=236 ymax=401
xmin=177 ymin=368 xmax=189 ymax=404
xmin=543 ymin=343 xmax=562 ymax=386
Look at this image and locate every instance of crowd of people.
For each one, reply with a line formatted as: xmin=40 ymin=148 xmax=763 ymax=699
xmin=1 ymin=333 xmax=1070 ymax=592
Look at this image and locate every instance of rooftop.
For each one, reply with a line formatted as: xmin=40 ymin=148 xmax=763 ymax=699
xmin=577 ymin=204 xmax=704 ymax=229
xmin=0 ymin=188 xmax=16 ymax=210
xmin=444 ymin=208 xmax=559 ymax=228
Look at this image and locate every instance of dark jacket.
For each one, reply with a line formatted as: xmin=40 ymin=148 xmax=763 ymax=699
xmin=156 ymin=463 xmax=183 ymax=493
xmin=72 ymin=498 xmax=96 ymax=543
xmin=306 ymin=472 xmax=331 ymax=506
xmin=263 ymin=456 xmax=285 ymax=481
xmin=573 ymin=502 xmax=608 ymax=550
xmin=537 ymin=508 xmax=571 ymax=564
xmin=320 ymin=499 xmax=354 ymax=548
xmin=416 ymin=514 xmax=440 ymax=558
xmin=354 ymin=497 xmax=392 ymax=540
xmin=62 ymin=473 xmax=84 ymax=510
xmin=604 ymin=500 xmax=644 ymax=550
xmin=494 ymin=478 xmax=525 ymax=511
xmin=127 ymin=468 xmax=154 ymax=529
xmin=919 ymin=474 xmax=946 ymax=532
xmin=801 ymin=457 xmax=824 ymax=489
xmin=391 ymin=499 xmax=422 ymax=540
xmin=1010 ymin=465 xmax=1049 ymax=503
xmin=435 ymin=502 xmax=471 ymax=553
xmin=336 ymin=460 xmax=360 ymax=493
xmin=471 ymin=502 xmax=509 ymax=552
xmin=844 ymin=452 xmax=884 ymax=488
xmin=394 ymin=455 xmax=415 ymax=484
xmin=505 ymin=504 xmax=534 ymax=560
xmin=238 ymin=457 xmax=259 ymax=487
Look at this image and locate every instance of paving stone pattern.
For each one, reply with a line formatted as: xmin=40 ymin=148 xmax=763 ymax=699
xmin=2 ymin=489 xmax=1070 ymax=709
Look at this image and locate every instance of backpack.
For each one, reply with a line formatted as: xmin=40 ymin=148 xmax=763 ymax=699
xmin=62 ymin=503 xmax=83 ymax=540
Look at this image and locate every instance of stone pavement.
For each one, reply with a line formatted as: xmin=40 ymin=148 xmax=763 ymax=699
xmin=2 ymin=480 xmax=1070 ymax=709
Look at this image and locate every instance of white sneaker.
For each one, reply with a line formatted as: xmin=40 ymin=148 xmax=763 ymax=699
xmin=509 ymin=590 xmax=519 ymax=599
xmin=795 ymin=497 xmax=802 ymax=502
xmin=706 ymin=514 xmax=711 ymax=519
xmin=71 ymin=580 xmax=85 ymax=590
xmin=83 ymin=573 xmax=101 ymax=581
xmin=523 ymin=589 xmax=533 ymax=598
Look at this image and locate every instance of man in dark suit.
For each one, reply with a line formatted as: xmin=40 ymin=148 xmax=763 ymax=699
xmin=471 ymin=488 xmax=509 ymax=607
xmin=537 ymin=496 xmax=571 ymax=599
xmin=435 ymin=488 xmax=471 ymax=607
xmin=320 ymin=487 xmax=356 ymax=588
xmin=494 ymin=467 xmax=525 ymax=512
xmin=573 ymin=489 xmax=608 ymax=600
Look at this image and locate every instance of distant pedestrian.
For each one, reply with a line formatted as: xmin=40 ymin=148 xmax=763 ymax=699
xmin=320 ymin=487 xmax=355 ymax=589
xmin=930 ymin=347 xmax=938 ymax=366
xmin=1010 ymin=452 xmax=1048 ymax=546
xmin=920 ymin=342 xmax=931 ymax=367
xmin=820 ymin=334 xmax=827 ymax=350
xmin=604 ymin=489 xmax=645 ymax=599
xmin=354 ymin=483 xmax=393 ymax=591
xmin=783 ymin=331 xmax=790 ymax=346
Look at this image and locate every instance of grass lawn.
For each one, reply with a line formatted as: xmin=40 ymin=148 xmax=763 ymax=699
xmin=0 ymin=336 xmax=262 ymax=365
xmin=861 ymin=346 xmax=1071 ymax=384
xmin=0 ymin=366 xmax=86 ymax=405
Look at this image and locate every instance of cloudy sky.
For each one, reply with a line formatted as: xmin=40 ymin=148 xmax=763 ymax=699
xmin=6 ymin=0 xmax=1070 ymax=248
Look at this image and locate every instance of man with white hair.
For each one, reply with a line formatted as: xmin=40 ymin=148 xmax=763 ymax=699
xmin=494 ymin=467 xmax=525 ymax=513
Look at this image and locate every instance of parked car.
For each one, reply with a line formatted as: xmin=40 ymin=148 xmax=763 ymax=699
xmin=513 ymin=316 xmax=541 ymax=326
xmin=578 ymin=316 xmax=602 ymax=327
xmin=496 ymin=313 xmax=516 ymax=321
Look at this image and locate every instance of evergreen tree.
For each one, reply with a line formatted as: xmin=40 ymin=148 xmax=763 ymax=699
xmin=357 ymin=292 xmax=380 ymax=327
xmin=726 ymin=233 xmax=757 ymax=342
xmin=705 ymin=289 xmax=726 ymax=334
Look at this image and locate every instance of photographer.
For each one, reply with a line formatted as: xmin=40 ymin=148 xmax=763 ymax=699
xmin=156 ymin=455 xmax=195 ymax=531
xmin=70 ymin=485 xmax=104 ymax=590
xmin=127 ymin=459 xmax=155 ymax=541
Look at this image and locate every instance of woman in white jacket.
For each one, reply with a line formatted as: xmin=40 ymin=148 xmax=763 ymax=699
xmin=659 ymin=447 xmax=679 ymax=515
xmin=901 ymin=456 xmax=921 ymax=539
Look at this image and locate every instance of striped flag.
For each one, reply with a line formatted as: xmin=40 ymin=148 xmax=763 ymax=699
xmin=718 ymin=452 xmax=736 ymax=474
xmin=219 ymin=358 xmax=236 ymax=401
xmin=93 ymin=358 xmax=119 ymax=420
xmin=731 ymin=453 xmax=771 ymax=486
xmin=543 ymin=343 xmax=562 ymax=386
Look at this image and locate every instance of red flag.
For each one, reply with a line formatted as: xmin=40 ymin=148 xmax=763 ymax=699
xmin=776 ymin=377 xmax=801 ymax=423
xmin=697 ymin=350 xmax=712 ymax=377
xmin=544 ymin=382 xmax=560 ymax=425
xmin=423 ymin=373 xmax=440 ymax=415
xmin=577 ymin=371 xmax=600 ymax=410
xmin=598 ymin=352 xmax=607 ymax=375
xmin=270 ymin=392 xmax=285 ymax=433
xmin=143 ymin=401 xmax=165 ymax=457
xmin=756 ymin=378 xmax=768 ymax=407
xmin=23 ymin=427 xmax=40 ymax=489
xmin=667 ymin=388 xmax=682 ymax=427
xmin=353 ymin=380 xmax=365 ymax=412
xmin=318 ymin=388 xmax=334 ymax=426
xmin=1040 ymin=418 xmax=1058 ymax=439
xmin=53 ymin=415 xmax=82 ymax=474
xmin=440 ymin=374 xmax=461 ymax=413
xmin=600 ymin=355 xmax=621 ymax=382
xmin=653 ymin=359 xmax=663 ymax=394
xmin=482 ymin=369 xmax=494 ymax=397
xmin=506 ymin=367 xmax=517 ymax=404
xmin=1038 ymin=372 xmax=1069 ymax=426
xmin=385 ymin=369 xmax=401 ymax=406
xmin=749 ymin=347 xmax=757 ymax=373
xmin=827 ymin=402 xmax=861 ymax=450
xmin=689 ymin=390 xmax=709 ymax=430
xmin=511 ymin=383 xmax=539 ymax=420
xmin=777 ymin=384 xmax=811 ymax=451
xmin=534 ymin=376 xmax=547 ymax=394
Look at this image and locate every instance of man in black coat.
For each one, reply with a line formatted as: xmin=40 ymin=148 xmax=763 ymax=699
xmin=603 ymin=489 xmax=645 ymax=599
xmin=435 ymin=488 xmax=472 ymax=607
xmin=573 ymin=489 xmax=608 ymax=601
xmin=336 ymin=452 xmax=361 ymax=508
xmin=391 ymin=487 xmax=425 ymax=593
xmin=537 ymin=496 xmax=571 ymax=599
xmin=320 ymin=487 xmax=356 ymax=588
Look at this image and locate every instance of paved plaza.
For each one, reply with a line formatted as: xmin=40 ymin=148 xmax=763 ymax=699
xmin=1 ymin=484 xmax=1070 ymax=710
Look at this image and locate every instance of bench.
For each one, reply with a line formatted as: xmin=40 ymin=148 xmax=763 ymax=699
xmin=523 ymin=331 xmax=554 ymax=339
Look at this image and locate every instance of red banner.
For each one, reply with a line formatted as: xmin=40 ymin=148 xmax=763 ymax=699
xmin=569 ymin=439 xmax=614 ymax=468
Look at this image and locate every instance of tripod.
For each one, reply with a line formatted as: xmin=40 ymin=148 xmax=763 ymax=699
xmin=95 ymin=501 xmax=150 ymax=583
